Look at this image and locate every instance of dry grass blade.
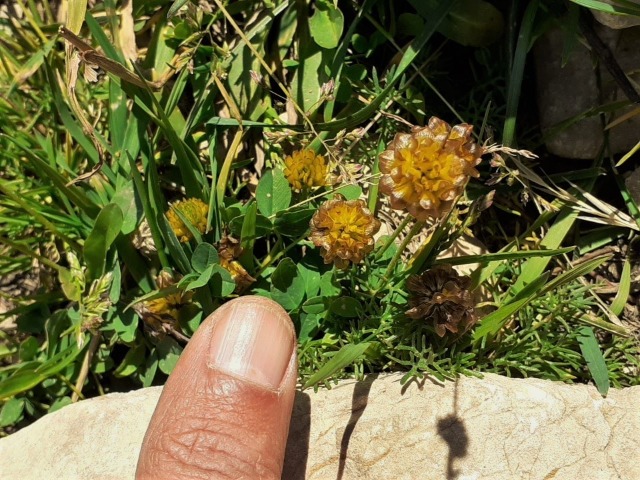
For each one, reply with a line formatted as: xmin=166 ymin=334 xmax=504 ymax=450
xmin=58 ymin=27 xmax=167 ymax=90
xmin=509 ymin=153 xmax=639 ymax=231
xmin=118 ymin=0 xmax=138 ymax=62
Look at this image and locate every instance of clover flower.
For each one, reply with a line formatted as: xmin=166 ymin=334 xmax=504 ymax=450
xmin=310 ymin=196 xmax=380 ymax=269
xmin=166 ymin=198 xmax=208 ymax=242
xmin=219 ymin=235 xmax=256 ymax=292
xmin=135 ymin=271 xmax=192 ymax=341
xmin=379 ymin=116 xmax=482 ymax=220
xmin=283 ymin=149 xmax=328 ymax=191
xmin=406 ymin=265 xmax=477 ymax=337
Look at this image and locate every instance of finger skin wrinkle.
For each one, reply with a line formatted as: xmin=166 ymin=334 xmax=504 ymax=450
xmin=137 ymin=375 xmax=287 ymax=480
xmin=137 ymin=298 xmax=297 ymax=480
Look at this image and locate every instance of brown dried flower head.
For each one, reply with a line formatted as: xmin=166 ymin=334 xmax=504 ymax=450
xmin=218 ymin=235 xmax=256 ymax=292
xmin=134 ymin=271 xmax=192 ymax=342
xmin=310 ymin=196 xmax=381 ymax=269
xmin=406 ymin=265 xmax=477 ymax=337
xmin=379 ymin=116 xmax=482 ymax=220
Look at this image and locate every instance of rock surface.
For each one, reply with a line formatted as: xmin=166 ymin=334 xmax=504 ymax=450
xmin=1 ymin=373 xmax=639 ymax=480
xmin=591 ymin=1 xmax=640 ymax=29
xmin=535 ymin=25 xmax=640 ymax=159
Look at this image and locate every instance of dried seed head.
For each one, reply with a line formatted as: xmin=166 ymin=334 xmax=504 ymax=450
xmin=310 ymin=196 xmax=381 ymax=269
xmin=135 ymin=271 xmax=193 ymax=340
xmin=283 ymin=149 xmax=328 ymax=192
xmin=219 ymin=235 xmax=256 ymax=292
xmin=132 ymin=219 xmax=157 ymax=257
xmin=379 ymin=116 xmax=482 ymax=220
xmin=166 ymin=198 xmax=209 ymax=242
xmin=406 ymin=265 xmax=477 ymax=337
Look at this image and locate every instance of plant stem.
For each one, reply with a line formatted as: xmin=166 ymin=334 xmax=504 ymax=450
xmin=376 ymin=220 xmax=425 ymax=291
xmin=375 ymin=215 xmax=412 ymax=260
xmin=71 ymin=333 xmax=101 ymax=402
xmin=255 ymin=233 xmax=307 ymax=277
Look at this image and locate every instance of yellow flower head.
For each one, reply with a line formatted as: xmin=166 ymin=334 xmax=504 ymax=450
xmin=135 ymin=270 xmax=193 ymax=335
xmin=144 ymin=292 xmax=190 ymax=324
xmin=310 ymin=196 xmax=381 ymax=269
xmin=166 ymin=198 xmax=208 ymax=242
xmin=283 ymin=149 xmax=328 ymax=192
xmin=379 ymin=117 xmax=482 ymax=221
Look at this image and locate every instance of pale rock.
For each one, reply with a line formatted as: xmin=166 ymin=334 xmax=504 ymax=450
xmin=1 ymin=373 xmax=639 ymax=480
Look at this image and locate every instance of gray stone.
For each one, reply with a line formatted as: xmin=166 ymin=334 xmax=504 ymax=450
xmin=535 ymin=25 xmax=640 ymax=159
xmin=625 ymin=165 xmax=640 ymax=205
xmin=591 ymin=1 xmax=640 ymax=29
xmin=1 ymin=373 xmax=639 ymax=479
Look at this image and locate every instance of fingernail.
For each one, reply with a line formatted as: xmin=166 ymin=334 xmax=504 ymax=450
xmin=208 ymin=298 xmax=294 ymax=389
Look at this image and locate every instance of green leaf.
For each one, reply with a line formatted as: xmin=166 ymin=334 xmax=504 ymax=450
xmin=506 ymin=209 xmax=578 ymax=299
xmin=576 ymin=326 xmax=610 ymax=396
xmin=309 ymin=0 xmax=345 ymax=49
xmin=435 ymin=247 xmax=575 ymax=266
xmin=0 ymin=370 xmax=45 ymax=402
xmin=157 ymin=337 xmax=182 ymax=375
xmin=84 ymin=204 xmax=124 ymax=280
xmin=240 ymin=201 xmax=258 ymax=270
xmin=58 ymin=267 xmax=83 ymax=303
xmin=206 ymin=2 xmax=451 ymax=133
xmin=299 ymin=312 xmax=320 ymax=343
xmin=303 ymin=342 xmax=371 ymax=389
xmin=112 ymin=181 xmax=141 ymax=235
xmin=229 ymin=213 xmax=272 ymax=238
xmin=568 ymin=0 xmax=640 ymax=16
xmin=109 ymin=309 xmax=138 ymax=343
xmin=297 ymin=263 xmax=321 ymax=298
xmin=330 ymin=296 xmax=363 ymax=318
xmin=49 ymin=397 xmax=72 ymax=413
xmin=610 ymin=258 xmax=631 ymax=316
xmin=0 ymin=344 xmax=83 ymax=400
xmin=473 ymin=273 xmax=549 ymax=340
xmin=184 ymin=264 xmax=215 ymax=291
xmin=142 ymin=351 xmax=158 ymax=388
xmin=501 ymin=0 xmax=538 ymax=146
xmin=168 ymin=0 xmax=191 ymax=18
xmin=191 ymin=243 xmax=219 ymax=273
xmin=210 ymin=265 xmax=236 ymax=297
xmin=0 ymin=397 xmax=24 ymax=427
xmin=273 ymin=208 xmax=315 ymax=237
xmin=66 ymin=0 xmax=87 ymax=33
xmin=540 ymin=256 xmax=611 ymax=295
xmin=320 ymin=270 xmax=341 ymax=297
xmin=328 ymin=184 xmax=363 ymax=201
xmin=256 ymin=169 xmax=291 ymax=217
xmin=114 ymin=344 xmax=146 ymax=378
xmin=19 ymin=337 xmax=39 ymax=362
xmin=302 ymin=296 xmax=327 ymax=315
xmin=270 ymin=258 xmax=306 ymax=310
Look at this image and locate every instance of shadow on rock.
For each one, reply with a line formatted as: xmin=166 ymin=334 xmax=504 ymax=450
xmin=436 ymin=379 xmax=469 ymax=480
xmin=283 ymin=390 xmax=311 ymax=480
xmin=336 ymin=374 xmax=378 ymax=480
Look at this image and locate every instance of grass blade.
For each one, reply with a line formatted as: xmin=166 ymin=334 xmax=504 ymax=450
xmin=435 ymin=247 xmax=575 ymax=266
xmin=609 ymin=258 xmax=631 ymax=316
xmin=576 ymin=326 xmax=610 ymax=396
xmin=302 ymin=342 xmax=372 ymax=389
xmin=502 ymin=0 xmax=539 ymax=146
